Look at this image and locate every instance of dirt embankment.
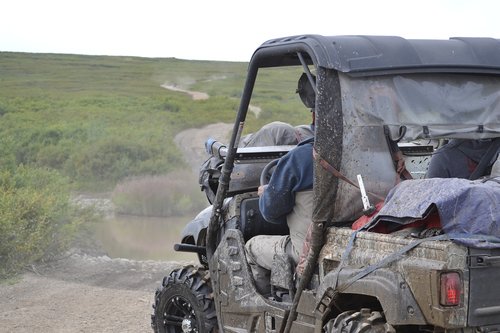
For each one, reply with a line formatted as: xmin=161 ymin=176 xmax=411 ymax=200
xmin=0 ymin=93 xmax=233 ymax=332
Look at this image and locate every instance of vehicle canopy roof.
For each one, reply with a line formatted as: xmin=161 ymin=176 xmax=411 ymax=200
xmin=249 ymin=35 xmax=500 ymax=140
xmin=251 ymin=34 xmax=500 ymax=76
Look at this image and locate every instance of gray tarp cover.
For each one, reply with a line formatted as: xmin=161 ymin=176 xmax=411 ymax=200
xmin=326 ymin=72 xmax=500 ymax=223
xmin=373 ymin=178 xmax=500 ymax=248
xmin=340 ymin=73 xmax=500 ymax=139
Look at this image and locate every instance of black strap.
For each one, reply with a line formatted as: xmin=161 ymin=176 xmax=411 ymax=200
xmin=313 ymin=148 xmax=385 ymax=202
xmin=335 ymin=234 xmax=448 ymax=293
xmin=469 ymin=138 xmax=500 ymax=180
xmin=383 ymin=125 xmax=413 ymax=181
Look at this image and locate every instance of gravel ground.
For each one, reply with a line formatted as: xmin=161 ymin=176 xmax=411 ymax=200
xmin=0 ymin=251 xmax=185 ymax=333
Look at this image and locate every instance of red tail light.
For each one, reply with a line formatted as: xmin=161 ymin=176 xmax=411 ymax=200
xmin=440 ymin=272 xmax=461 ymax=306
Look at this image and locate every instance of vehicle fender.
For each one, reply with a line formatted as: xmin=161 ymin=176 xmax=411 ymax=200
xmin=317 ymin=267 xmax=427 ymax=325
xmin=180 ymin=205 xmax=212 ymax=245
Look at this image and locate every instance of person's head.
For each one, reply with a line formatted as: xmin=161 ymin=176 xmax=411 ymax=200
xmin=296 ymin=73 xmax=316 ymax=110
xmin=296 ymin=72 xmax=316 ymax=127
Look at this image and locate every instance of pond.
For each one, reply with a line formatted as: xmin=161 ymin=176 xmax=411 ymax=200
xmin=93 ymin=213 xmax=199 ymax=262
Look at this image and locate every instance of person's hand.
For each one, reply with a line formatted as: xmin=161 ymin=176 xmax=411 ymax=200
xmin=395 ymin=150 xmax=406 ymax=174
xmin=257 ymin=185 xmax=268 ymax=196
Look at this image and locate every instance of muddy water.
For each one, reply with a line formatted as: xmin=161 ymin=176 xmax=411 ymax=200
xmin=93 ymin=214 xmax=198 ymax=262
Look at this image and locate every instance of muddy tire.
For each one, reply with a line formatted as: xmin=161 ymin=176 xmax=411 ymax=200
xmin=325 ymin=308 xmax=395 ymax=333
xmin=151 ymin=266 xmax=217 ymax=333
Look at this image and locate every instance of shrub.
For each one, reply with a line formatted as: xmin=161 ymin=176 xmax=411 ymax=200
xmin=111 ymin=171 xmax=207 ymax=217
xmin=0 ymin=165 xmax=89 ymax=278
xmin=66 ymin=137 xmax=181 ymax=185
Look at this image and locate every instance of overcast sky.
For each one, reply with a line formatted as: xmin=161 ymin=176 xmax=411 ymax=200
xmin=1 ymin=0 xmax=499 ymax=62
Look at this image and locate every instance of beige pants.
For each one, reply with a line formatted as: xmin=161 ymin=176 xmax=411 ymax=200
xmin=245 ymin=235 xmax=292 ymax=295
xmin=245 ymin=190 xmax=313 ymax=295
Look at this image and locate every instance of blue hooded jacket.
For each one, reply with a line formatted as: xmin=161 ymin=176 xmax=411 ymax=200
xmin=259 ymin=138 xmax=314 ymax=225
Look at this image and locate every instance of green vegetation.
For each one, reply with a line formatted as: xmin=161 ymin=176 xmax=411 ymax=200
xmin=0 ymin=165 xmax=98 ymax=278
xmin=0 ymin=53 xmax=309 ymax=189
xmin=0 ymin=51 xmax=311 ymax=274
xmin=111 ymin=172 xmax=206 ymax=217
xmin=0 ymin=53 xmax=244 ymax=190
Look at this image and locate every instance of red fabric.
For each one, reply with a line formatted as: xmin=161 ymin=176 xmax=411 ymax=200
xmin=352 ymin=202 xmax=441 ymax=233
xmin=403 ymin=212 xmax=441 ymax=230
xmin=351 ymin=202 xmax=385 ymax=231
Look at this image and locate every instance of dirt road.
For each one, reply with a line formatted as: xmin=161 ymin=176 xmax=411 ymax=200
xmin=161 ymin=84 xmax=209 ymax=101
xmin=174 ymin=122 xmax=232 ymax=173
xmin=0 ymin=252 xmax=184 ymax=332
xmin=0 ymin=121 xmax=233 ymax=332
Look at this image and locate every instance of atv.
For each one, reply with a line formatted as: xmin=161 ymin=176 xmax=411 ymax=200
xmin=152 ymin=35 xmax=500 ymax=332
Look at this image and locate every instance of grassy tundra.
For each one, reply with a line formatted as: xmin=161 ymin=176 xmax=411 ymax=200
xmin=0 ymin=52 xmax=309 ymax=276
xmin=0 ymin=52 xmax=309 ymax=189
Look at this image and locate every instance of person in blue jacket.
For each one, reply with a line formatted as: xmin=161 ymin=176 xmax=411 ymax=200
xmin=245 ymin=73 xmax=316 ymax=296
xmin=245 ymin=137 xmax=314 ymax=296
xmin=258 ymin=137 xmax=314 ymax=224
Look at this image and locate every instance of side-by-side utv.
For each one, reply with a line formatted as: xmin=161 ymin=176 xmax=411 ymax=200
xmin=152 ymin=35 xmax=500 ymax=332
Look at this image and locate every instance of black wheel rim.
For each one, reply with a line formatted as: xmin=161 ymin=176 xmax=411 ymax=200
xmin=162 ymin=295 xmax=198 ymax=333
